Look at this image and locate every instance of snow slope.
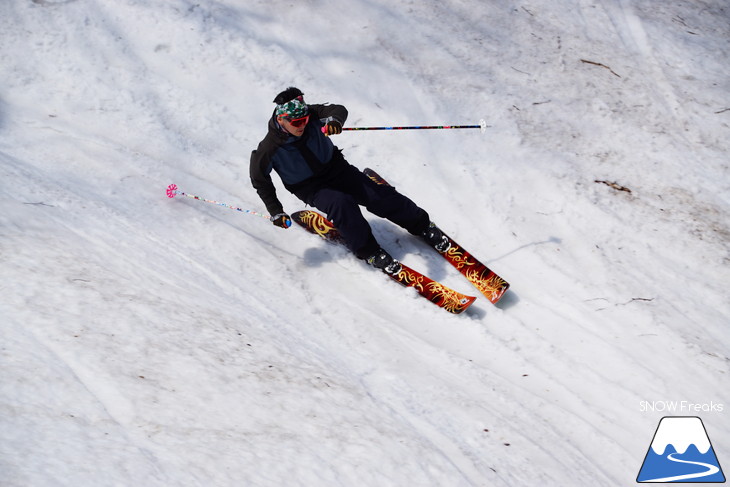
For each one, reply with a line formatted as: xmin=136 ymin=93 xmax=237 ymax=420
xmin=1 ymin=0 xmax=728 ymax=485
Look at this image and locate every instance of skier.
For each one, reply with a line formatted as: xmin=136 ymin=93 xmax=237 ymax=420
xmin=249 ymin=87 xmax=449 ymax=274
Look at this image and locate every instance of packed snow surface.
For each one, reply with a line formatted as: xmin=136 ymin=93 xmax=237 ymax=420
xmin=1 ymin=0 xmax=728 ymax=486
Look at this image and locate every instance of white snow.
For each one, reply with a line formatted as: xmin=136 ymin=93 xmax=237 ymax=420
xmin=650 ymin=417 xmax=711 ymax=455
xmin=1 ymin=0 xmax=729 ymax=486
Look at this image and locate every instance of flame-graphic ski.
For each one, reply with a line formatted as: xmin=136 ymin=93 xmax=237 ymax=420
xmin=292 ymin=210 xmax=476 ymax=314
xmin=363 ymin=168 xmax=510 ymax=304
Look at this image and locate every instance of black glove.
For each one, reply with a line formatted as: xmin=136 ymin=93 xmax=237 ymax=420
xmin=271 ymin=212 xmax=292 ymax=229
xmin=323 ymin=120 xmax=343 ymax=136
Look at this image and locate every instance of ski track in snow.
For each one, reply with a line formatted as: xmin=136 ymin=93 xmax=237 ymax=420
xmin=1 ymin=0 xmax=729 ymax=486
xmin=647 ymin=453 xmax=720 ymax=483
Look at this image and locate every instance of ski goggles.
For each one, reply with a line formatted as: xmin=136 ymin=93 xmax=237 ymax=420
xmin=288 ymin=114 xmax=310 ymax=128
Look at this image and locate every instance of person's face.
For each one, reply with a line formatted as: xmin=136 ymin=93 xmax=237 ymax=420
xmin=278 ymin=114 xmax=309 ymax=137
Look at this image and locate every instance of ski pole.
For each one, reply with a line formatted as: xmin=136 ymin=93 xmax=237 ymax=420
xmin=166 ymin=184 xmax=270 ymax=221
xmin=325 ymin=119 xmax=489 ymax=133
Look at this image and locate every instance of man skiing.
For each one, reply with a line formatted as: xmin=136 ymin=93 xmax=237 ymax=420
xmin=249 ymin=87 xmax=449 ymax=274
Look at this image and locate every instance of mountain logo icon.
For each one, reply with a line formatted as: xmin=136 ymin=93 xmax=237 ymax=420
xmin=637 ymin=416 xmax=725 ymax=483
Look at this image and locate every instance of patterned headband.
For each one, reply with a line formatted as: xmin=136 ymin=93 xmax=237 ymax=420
xmin=275 ymin=97 xmax=308 ymax=119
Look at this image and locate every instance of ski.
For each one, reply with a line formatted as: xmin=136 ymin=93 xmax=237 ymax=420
xmin=363 ymin=168 xmax=510 ymax=305
xmin=291 ymin=210 xmax=476 ymax=314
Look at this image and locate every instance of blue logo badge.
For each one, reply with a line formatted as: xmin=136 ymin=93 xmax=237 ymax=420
xmin=637 ymin=416 xmax=725 ymax=483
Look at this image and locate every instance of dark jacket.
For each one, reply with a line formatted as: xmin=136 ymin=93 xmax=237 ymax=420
xmin=250 ymin=103 xmax=349 ymax=215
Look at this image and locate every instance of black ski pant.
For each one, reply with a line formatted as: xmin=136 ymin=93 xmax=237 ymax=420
xmin=307 ymin=164 xmax=430 ymax=259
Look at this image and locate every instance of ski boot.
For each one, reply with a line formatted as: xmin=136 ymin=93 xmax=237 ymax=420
xmin=421 ymin=222 xmax=451 ymax=253
xmin=367 ymin=248 xmax=402 ymax=275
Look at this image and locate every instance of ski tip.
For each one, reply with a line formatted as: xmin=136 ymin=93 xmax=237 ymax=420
xmin=486 ymin=283 xmax=510 ymax=305
xmin=479 ymin=119 xmax=488 ymax=133
xmin=166 ymin=184 xmax=178 ymax=198
xmin=455 ymin=295 xmax=478 ymax=314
